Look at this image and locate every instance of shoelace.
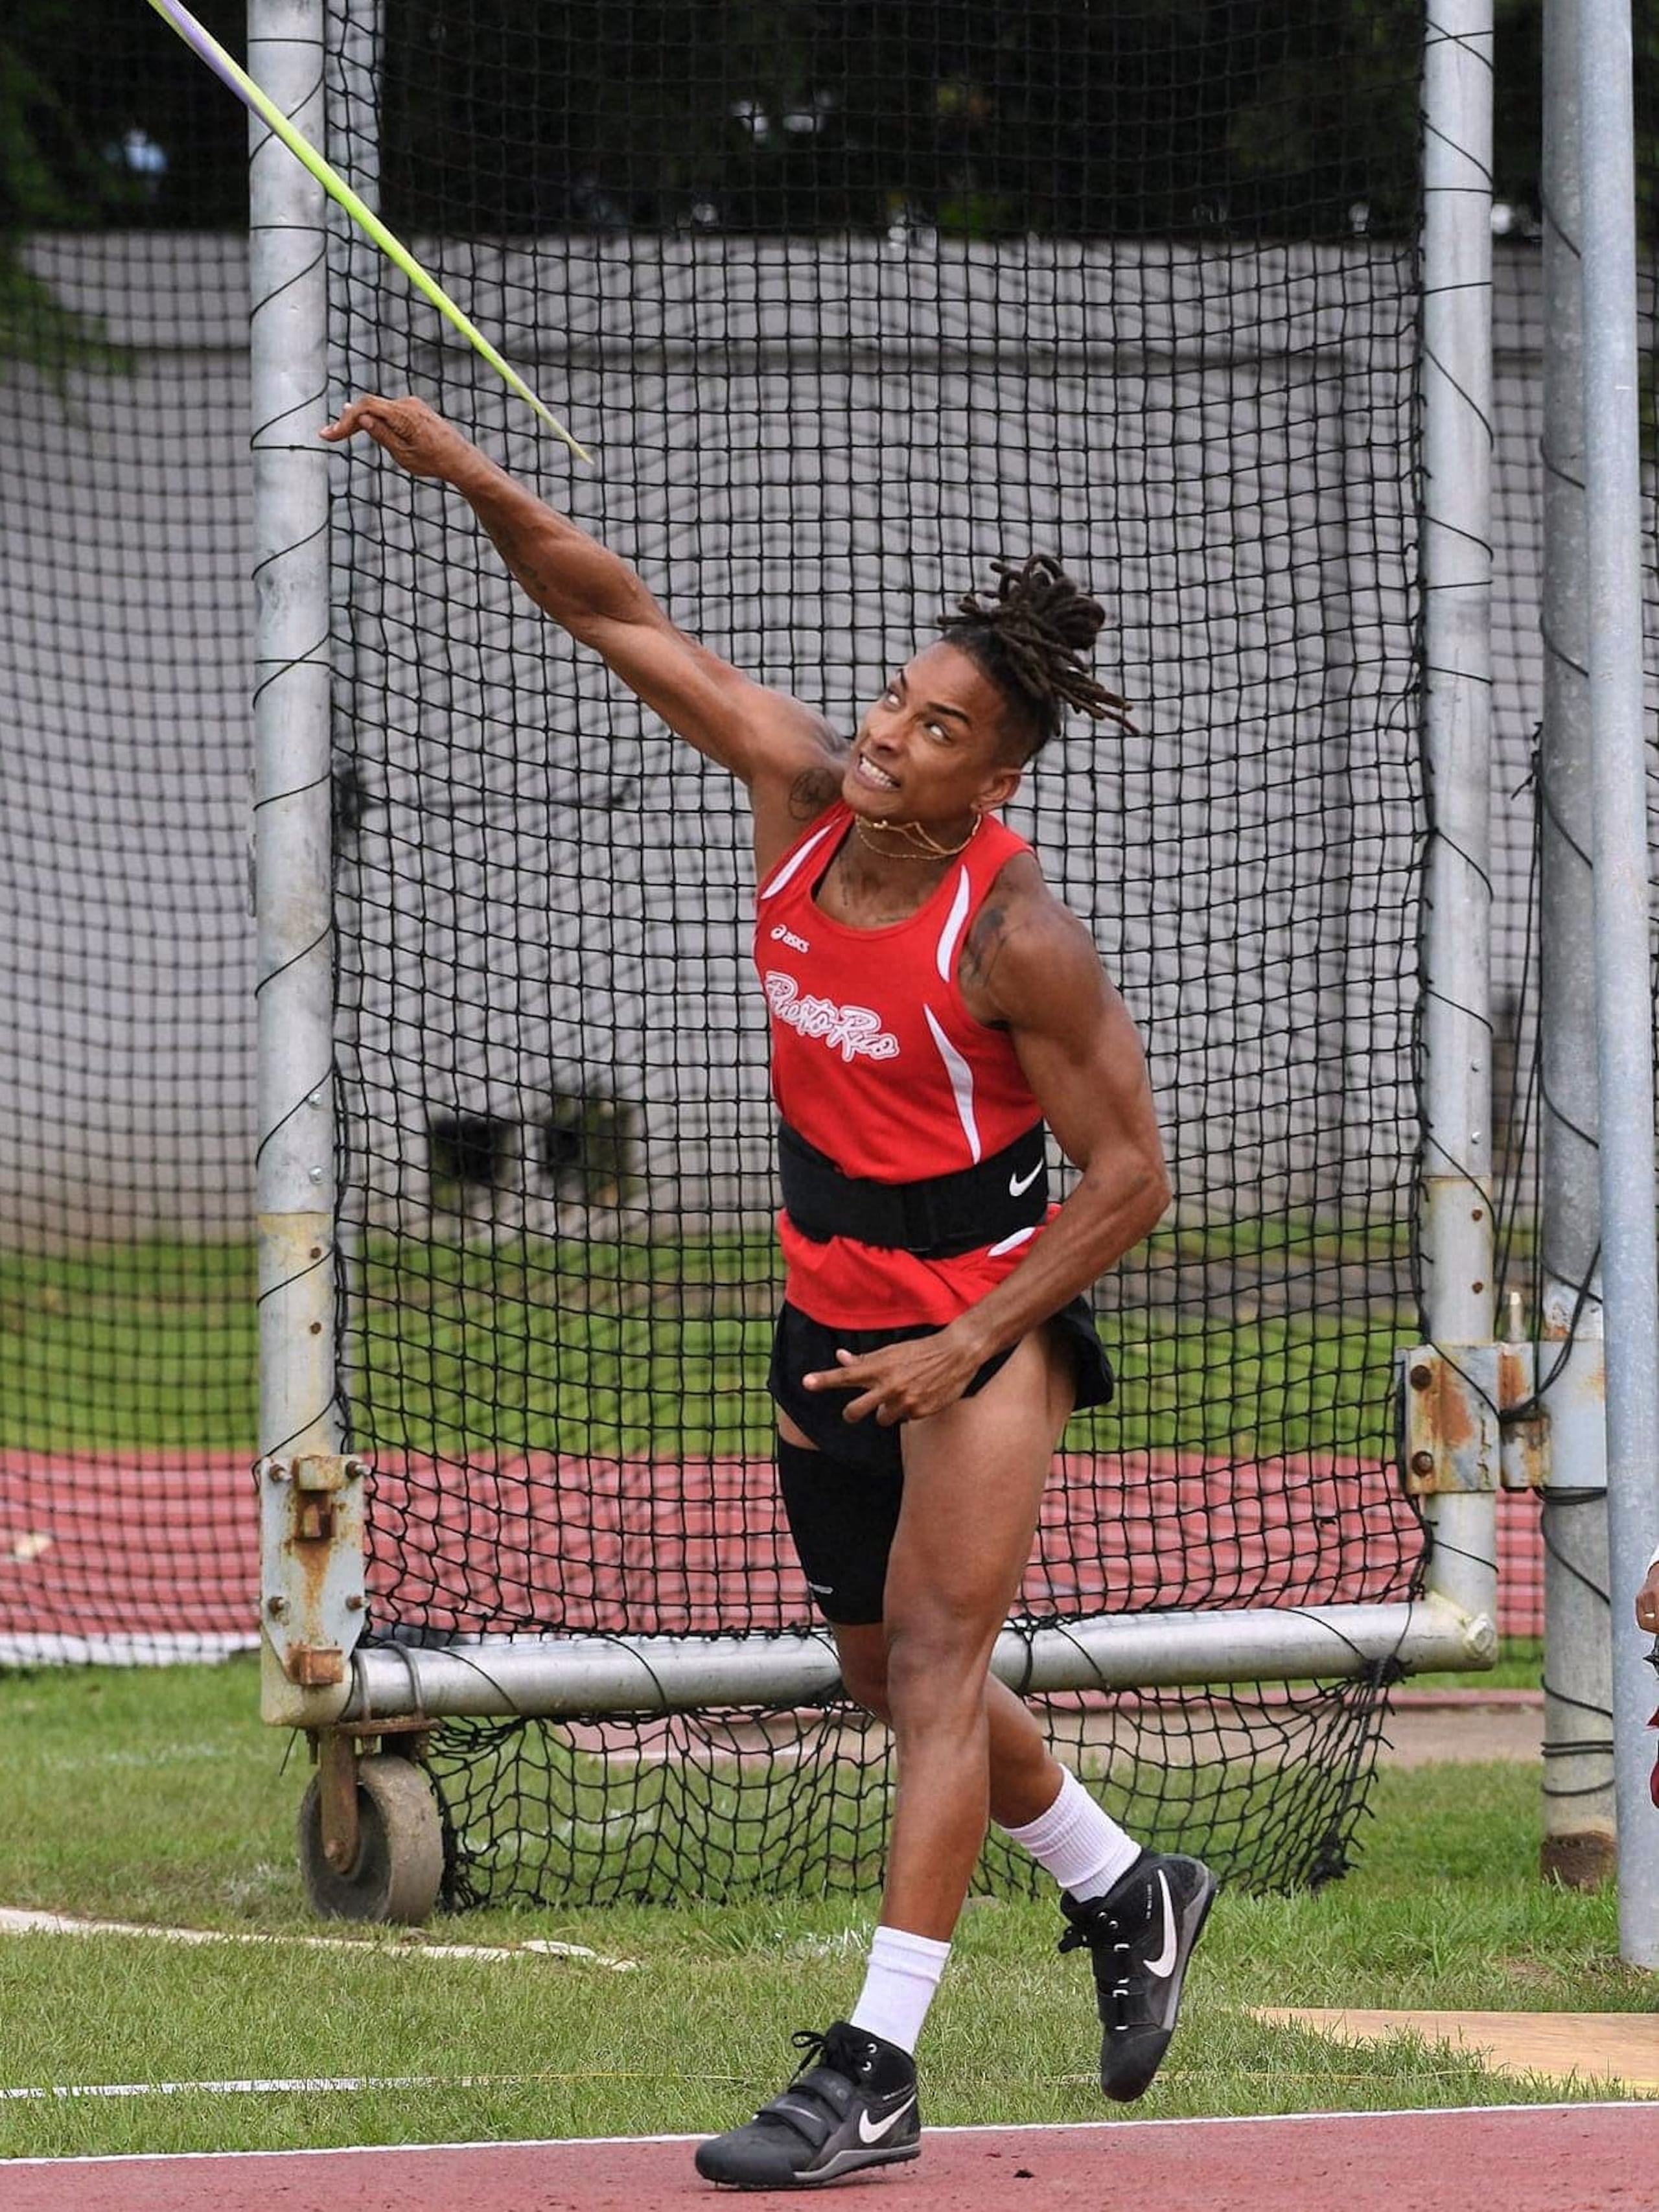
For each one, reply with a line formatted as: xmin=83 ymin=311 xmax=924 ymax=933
xmin=1057 ymin=1907 xmax=1122 ymax=1957
xmin=788 ymin=2027 xmax=831 ymax=2073
xmin=789 ymin=2025 xmax=877 ymax=2078
xmin=745 ymin=2029 xmax=868 ymax=2140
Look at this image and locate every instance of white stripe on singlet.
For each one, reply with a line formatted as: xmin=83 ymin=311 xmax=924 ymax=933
xmin=934 ymin=864 xmax=973 ymax=980
xmin=923 ymin=1003 xmax=982 ymax=1163
xmin=757 ymin=818 xmax=839 ymax=902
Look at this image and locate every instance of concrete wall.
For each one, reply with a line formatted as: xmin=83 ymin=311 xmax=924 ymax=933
xmin=0 ymin=232 xmax=1556 ymax=1246
xmin=327 ymin=231 xmax=1423 ymax=1237
xmin=1 ymin=237 xmax=255 ymax=1243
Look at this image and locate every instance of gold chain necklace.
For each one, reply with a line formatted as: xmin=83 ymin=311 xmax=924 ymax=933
xmin=853 ymin=813 xmax=984 ymax=861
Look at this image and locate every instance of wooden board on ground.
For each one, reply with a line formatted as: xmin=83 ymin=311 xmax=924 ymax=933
xmin=1254 ymin=2008 xmax=1659 ymax=2095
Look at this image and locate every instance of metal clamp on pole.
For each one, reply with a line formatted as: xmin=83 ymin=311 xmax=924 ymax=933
xmin=1398 ymin=1343 xmax=1544 ymax=1496
xmin=257 ymin=1453 xmax=369 ymax=1690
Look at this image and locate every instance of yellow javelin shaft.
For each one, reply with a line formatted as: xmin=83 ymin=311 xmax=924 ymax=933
xmin=145 ymin=0 xmax=590 ymax=463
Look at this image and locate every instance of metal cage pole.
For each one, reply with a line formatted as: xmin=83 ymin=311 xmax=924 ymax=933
xmin=1414 ymin=0 xmax=1500 ymax=1644
xmin=343 ymin=1599 xmax=1499 ymax=1722
xmin=1537 ymin=0 xmax=1616 ymax=1890
xmin=1574 ymin=0 xmax=1659 ymax=1967
xmin=249 ymin=0 xmax=355 ymax=1730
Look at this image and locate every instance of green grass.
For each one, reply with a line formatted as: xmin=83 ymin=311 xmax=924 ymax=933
xmin=355 ymin=1231 xmax=1411 ymax=1462
xmin=1 ymin=1235 xmax=1408 ymax=1464
xmin=0 ymin=1241 xmax=258 ymax=1452
xmin=0 ymin=1658 xmax=1645 ymax=2162
xmin=1410 ymin=1638 xmax=1543 ymax=1693
xmin=1144 ymin=1211 xmax=1414 ymax=1268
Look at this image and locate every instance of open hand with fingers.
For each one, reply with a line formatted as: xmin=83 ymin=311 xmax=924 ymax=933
xmin=803 ymin=1326 xmax=986 ymax=1426
xmin=320 ymin=394 xmax=478 ymax=482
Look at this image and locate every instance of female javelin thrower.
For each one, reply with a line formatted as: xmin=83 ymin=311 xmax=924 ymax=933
xmin=321 ymin=395 xmax=1217 ymax=2191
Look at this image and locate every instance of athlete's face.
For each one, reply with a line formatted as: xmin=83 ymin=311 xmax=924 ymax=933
xmin=843 ymin=642 xmax=1024 ymax=828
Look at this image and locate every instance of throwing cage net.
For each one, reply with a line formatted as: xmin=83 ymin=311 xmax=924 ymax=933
xmin=323 ymin=0 xmax=1428 ymax=1905
xmin=0 ymin=228 xmax=258 ymax=1668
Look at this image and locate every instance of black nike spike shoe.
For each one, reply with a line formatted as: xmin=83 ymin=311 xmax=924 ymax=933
xmin=1058 ymin=1850 xmax=1218 ymax=2101
xmin=693 ymin=2021 xmax=921 ymax=2189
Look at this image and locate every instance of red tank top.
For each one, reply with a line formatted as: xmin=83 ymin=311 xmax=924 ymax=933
xmin=754 ymin=800 xmax=1054 ymax=1328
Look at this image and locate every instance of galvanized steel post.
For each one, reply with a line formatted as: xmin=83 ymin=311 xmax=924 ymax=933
xmin=1537 ymin=0 xmax=1616 ymax=1890
xmin=1573 ymin=0 xmax=1659 ymax=1966
xmin=1418 ymin=0 xmax=1499 ymax=1642
xmin=249 ymin=0 xmax=347 ymax=1728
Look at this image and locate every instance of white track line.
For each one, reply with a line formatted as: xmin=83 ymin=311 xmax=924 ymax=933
xmin=0 ymin=1907 xmax=636 ymax=1972
xmin=0 ymin=2073 xmax=546 ymax=2104
xmin=2 ymin=2102 xmax=1649 ymax=2167
xmin=0 ymin=1633 xmax=256 ymax=1666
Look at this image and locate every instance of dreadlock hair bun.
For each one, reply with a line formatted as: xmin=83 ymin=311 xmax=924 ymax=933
xmin=939 ymin=553 xmax=1132 ymax=755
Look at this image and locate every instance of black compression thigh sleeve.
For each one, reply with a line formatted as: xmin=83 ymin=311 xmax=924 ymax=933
xmin=774 ymin=1438 xmax=900 ymax=1626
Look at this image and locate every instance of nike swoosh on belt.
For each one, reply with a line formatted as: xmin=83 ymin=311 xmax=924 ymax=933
xmin=1008 ymin=1159 xmax=1043 ymax=1196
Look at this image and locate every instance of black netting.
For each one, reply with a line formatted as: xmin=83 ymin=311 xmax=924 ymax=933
xmin=428 ymin=1675 xmax=1401 ymax=1908
xmin=323 ymin=1 xmax=1428 ymax=1904
xmin=0 ymin=227 xmax=259 ymax=1668
xmin=14 ymin=0 xmax=1659 ymax=1913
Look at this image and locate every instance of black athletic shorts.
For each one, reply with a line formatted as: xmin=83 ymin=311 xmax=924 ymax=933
xmin=769 ymin=1298 xmax=1113 ymax=1624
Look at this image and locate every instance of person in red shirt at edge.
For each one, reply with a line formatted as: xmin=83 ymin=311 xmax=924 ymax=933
xmin=323 ymin=395 xmax=1218 ymax=2192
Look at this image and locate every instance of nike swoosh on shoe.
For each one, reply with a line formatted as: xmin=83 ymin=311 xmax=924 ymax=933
xmin=857 ymin=2095 xmax=917 ymax=2145
xmin=1146 ymin=1869 xmax=1179 ymax=1977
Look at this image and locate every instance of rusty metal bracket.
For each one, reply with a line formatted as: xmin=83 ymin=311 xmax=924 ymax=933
xmin=257 ymin=1451 xmax=369 ymax=1688
xmin=314 ymin=1727 xmax=362 ymax=1874
xmin=1398 ymin=1343 xmax=1542 ymax=1495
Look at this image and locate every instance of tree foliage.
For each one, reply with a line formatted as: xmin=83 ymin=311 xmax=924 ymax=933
xmin=0 ymin=0 xmax=1614 ymax=253
xmin=380 ymin=0 xmax=1428 ymax=239
xmin=1 ymin=0 xmax=244 ymax=365
xmin=3 ymin=0 xmax=247 ymax=231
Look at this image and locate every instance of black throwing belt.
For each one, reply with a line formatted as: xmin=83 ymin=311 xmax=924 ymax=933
xmin=777 ymin=1119 xmax=1049 ymax=1258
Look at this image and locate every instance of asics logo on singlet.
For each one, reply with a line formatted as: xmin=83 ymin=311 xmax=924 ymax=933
xmin=763 ymin=971 xmax=900 ymax=1064
xmin=769 ymin=922 xmax=811 ymax=953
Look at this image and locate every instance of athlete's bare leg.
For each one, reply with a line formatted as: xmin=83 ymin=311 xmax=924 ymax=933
xmin=783 ymin=1328 xmax=1075 ymax=1942
xmin=775 ymin=1371 xmax=1067 ymax=1841
xmin=833 ymin=1624 xmax=1060 ymax=1831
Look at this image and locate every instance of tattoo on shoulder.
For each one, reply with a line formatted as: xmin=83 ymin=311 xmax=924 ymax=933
xmin=961 ymin=902 xmax=1010 ymax=994
xmin=788 ymin=765 xmax=843 ymax=821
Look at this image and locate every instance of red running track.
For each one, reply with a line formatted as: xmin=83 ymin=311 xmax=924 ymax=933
xmin=0 ymin=1449 xmax=1545 ymax=1656
xmin=2 ymin=2107 xmax=1651 ymax=2212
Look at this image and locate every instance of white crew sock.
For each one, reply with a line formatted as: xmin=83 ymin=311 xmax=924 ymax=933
xmin=847 ymin=1925 xmax=952 ymax=2055
xmin=999 ymin=1765 xmax=1141 ymax=1902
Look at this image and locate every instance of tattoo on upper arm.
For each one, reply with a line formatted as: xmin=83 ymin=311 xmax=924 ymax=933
xmin=961 ymin=903 xmax=1010 ymax=995
xmin=788 ymin=765 xmax=844 ymax=821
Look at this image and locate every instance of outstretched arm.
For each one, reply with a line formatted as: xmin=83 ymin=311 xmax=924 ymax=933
xmin=805 ymin=865 xmax=1170 ymax=1425
xmin=321 ymin=397 xmax=842 ymax=831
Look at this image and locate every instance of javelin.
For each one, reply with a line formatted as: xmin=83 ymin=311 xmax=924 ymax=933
xmin=145 ymin=0 xmax=590 ymax=463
